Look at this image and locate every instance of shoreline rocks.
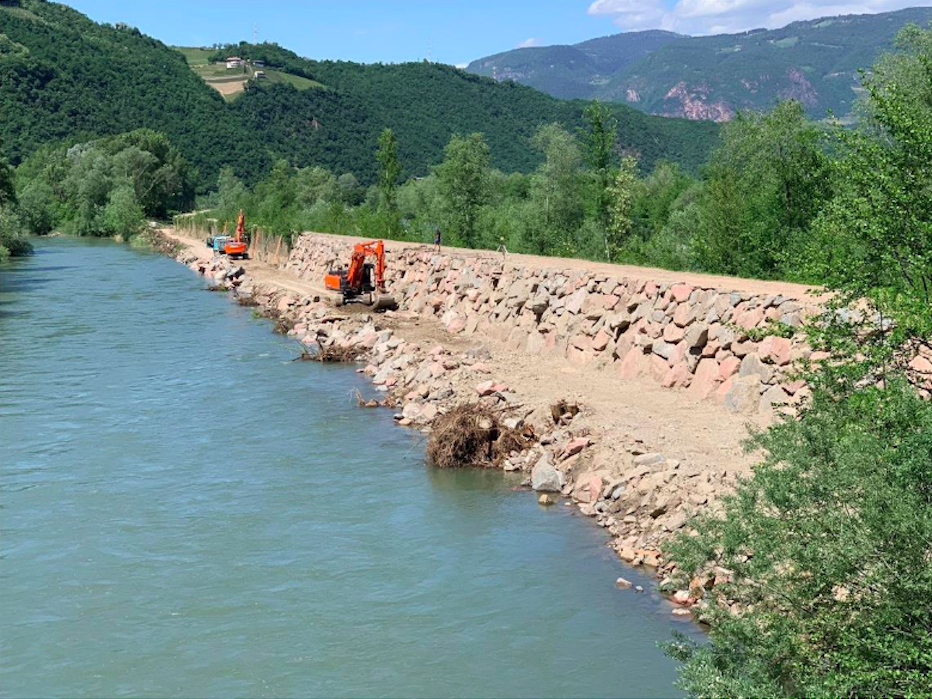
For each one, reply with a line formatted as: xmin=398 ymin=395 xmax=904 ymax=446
xmin=155 ymin=228 xmax=836 ymax=613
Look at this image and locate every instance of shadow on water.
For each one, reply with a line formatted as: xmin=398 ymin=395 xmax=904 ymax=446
xmin=0 ymin=276 xmax=54 ymax=292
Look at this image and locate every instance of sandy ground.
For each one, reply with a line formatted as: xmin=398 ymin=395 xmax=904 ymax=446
xmin=166 ymin=228 xmax=778 ymax=482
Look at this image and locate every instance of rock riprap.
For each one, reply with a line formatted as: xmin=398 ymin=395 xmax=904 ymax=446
xmin=284 ymin=234 xmax=819 ymax=415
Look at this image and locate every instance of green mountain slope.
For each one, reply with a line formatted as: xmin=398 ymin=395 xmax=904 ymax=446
xmin=0 ymin=0 xmax=718 ymax=188
xmin=467 ymin=30 xmax=682 ymax=99
xmin=468 ymin=7 xmax=932 ymax=121
xmin=0 ymin=0 xmax=260 ymax=181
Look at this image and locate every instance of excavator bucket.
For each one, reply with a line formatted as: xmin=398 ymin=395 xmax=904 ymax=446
xmin=371 ymin=293 xmax=397 ymax=311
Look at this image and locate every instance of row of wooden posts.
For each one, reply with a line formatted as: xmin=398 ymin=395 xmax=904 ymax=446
xmin=173 ymin=214 xmax=291 ymax=266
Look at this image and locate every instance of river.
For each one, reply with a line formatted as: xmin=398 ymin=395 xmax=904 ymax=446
xmin=0 ymin=237 xmax=701 ymax=698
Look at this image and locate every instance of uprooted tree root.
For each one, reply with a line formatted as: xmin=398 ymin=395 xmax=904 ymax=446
xmin=426 ymin=403 xmax=534 ymax=469
xmin=313 ymin=344 xmax=360 ymax=363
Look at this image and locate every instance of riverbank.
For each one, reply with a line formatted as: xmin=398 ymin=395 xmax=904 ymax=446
xmin=152 ymin=226 xmax=824 ymax=619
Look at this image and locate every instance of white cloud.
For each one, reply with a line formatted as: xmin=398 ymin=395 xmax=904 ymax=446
xmin=516 ymin=37 xmax=543 ymax=48
xmin=588 ymin=0 xmax=666 ymax=29
xmin=587 ymin=0 xmax=932 ymax=35
xmin=455 ymin=62 xmax=469 ymax=69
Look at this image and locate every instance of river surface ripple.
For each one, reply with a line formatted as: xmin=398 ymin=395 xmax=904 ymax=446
xmin=0 ymin=237 xmax=701 ymax=698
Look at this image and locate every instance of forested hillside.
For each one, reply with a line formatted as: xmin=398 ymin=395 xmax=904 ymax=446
xmin=0 ymin=0 xmax=717 ymax=188
xmin=0 ymin=0 xmax=260 ymax=182
xmin=469 ymin=7 xmax=932 ymax=121
xmin=467 ymin=30 xmax=682 ymax=100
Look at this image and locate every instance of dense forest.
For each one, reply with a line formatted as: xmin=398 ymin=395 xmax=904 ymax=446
xmin=180 ymin=97 xmax=835 ymax=282
xmin=0 ymin=0 xmax=718 ymax=189
xmin=0 ymin=129 xmax=192 ymax=256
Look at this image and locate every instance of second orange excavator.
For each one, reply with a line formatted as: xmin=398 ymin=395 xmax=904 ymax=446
xmin=324 ymin=239 xmax=397 ymax=310
xmin=223 ymin=210 xmax=249 ymax=259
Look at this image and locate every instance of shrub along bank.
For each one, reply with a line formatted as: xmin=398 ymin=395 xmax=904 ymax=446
xmin=664 ymin=22 xmax=932 ymax=698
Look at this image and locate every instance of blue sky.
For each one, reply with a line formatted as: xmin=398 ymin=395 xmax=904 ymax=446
xmin=67 ymin=0 xmax=932 ymax=66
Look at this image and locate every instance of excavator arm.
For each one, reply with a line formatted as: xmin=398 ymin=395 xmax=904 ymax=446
xmin=344 ymin=241 xmax=387 ymax=292
xmin=323 ymin=240 xmax=395 ymax=309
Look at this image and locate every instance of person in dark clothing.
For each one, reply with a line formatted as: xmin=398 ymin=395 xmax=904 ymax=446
xmin=433 ymin=227 xmax=442 ymax=252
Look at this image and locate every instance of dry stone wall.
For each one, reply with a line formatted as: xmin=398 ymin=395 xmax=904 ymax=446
xmin=285 ymin=234 xmax=821 ymax=414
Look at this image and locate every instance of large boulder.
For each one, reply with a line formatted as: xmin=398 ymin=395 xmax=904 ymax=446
xmin=724 ymin=374 xmax=762 ymax=414
xmin=531 ymin=454 xmax=564 ymax=492
xmin=739 ymin=353 xmax=774 ymax=383
xmin=758 ymin=335 xmax=793 ymax=366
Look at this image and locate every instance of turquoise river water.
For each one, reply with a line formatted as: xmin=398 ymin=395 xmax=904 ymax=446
xmin=0 ymin=237 xmax=701 ymax=698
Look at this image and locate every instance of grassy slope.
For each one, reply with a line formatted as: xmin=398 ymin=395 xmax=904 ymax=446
xmin=176 ymin=46 xmax=324 ymax=100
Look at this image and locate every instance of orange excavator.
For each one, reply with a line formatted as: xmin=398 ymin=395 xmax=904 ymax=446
xmin=324 ymin=240 xmax=396 ymax=309
xmin=223 ymin=210 xmax=249 ymax=259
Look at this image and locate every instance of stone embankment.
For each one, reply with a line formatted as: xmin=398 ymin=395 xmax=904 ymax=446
xmin=160 ymin=229 xmax=832 ymax=619
xmin=286 ymin=234 xmax=821 ymax=415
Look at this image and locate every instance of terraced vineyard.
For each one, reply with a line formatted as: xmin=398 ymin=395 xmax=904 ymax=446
xmin=175 ymin=46 xmax=323 ymax=100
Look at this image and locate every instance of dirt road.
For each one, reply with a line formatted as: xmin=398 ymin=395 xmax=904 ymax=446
xmin=166 ymin=226 xmax=770 ymax=488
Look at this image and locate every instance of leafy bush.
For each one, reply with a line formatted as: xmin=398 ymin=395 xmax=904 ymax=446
xmin=665 ymin=23 xmax=932 ymax=698
xmin=666 ymin=379 xmax=932 ymax=699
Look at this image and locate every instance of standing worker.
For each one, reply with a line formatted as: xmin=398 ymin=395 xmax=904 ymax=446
xmin=496 ymin=235 xmax=508 ymax=259
xmin=433 ymin=227 xmax=442 ymax=252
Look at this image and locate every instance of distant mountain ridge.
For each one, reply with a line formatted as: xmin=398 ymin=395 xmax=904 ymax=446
xmin=468 ymin=30 xmax=683 ymax=100
xmin=467 ymin=7 xmax=932 ymax=121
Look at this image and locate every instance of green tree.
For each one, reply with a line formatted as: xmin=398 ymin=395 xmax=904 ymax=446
xmin=295 ymin=166 xmax=339 ymax=208
xmin=253 ymin=159 xmax=298 ymax=236
xmin=581 ymin=100 xmax=617 ymax=231
xmin=0 ymin=145 xmax=30 ymax=260
xmin=106 ymin=130 xmax=193 ymax=217
xmin=376 ymin=128 xmax=401 ymax=209
xmin=435 ymin=132 xmax=490 ymax=247
xmin=804 ymin=21 xmax=932 ymax=386
xmin=692 ymin=100 xmax=831 ymax=279
xmin=0 ymin=143 xmax=15 ymax=207
xmin=102 ymin=182 xmax=145 ymax=237
xmin=63 ymin=146 xmax=113 ymax=236
xmin=0 ymin=207 xmax=31 ymax=261
xmin=606 ymin=156 xmax=638 ymax=260
xmin=632 ymin=161 xmax=694 ymax=237
xmin=337 ymin=172 xmax=364 ymax=206
xmin=666 ymin=24 xmax=932 ymax=699
xmin=528 ymin=124 xmax=584 ymax=255
xmin=215 ymin=166 xmax=247 ymax=221
xmin=17 ymin=179 xmax=57 ymax=236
